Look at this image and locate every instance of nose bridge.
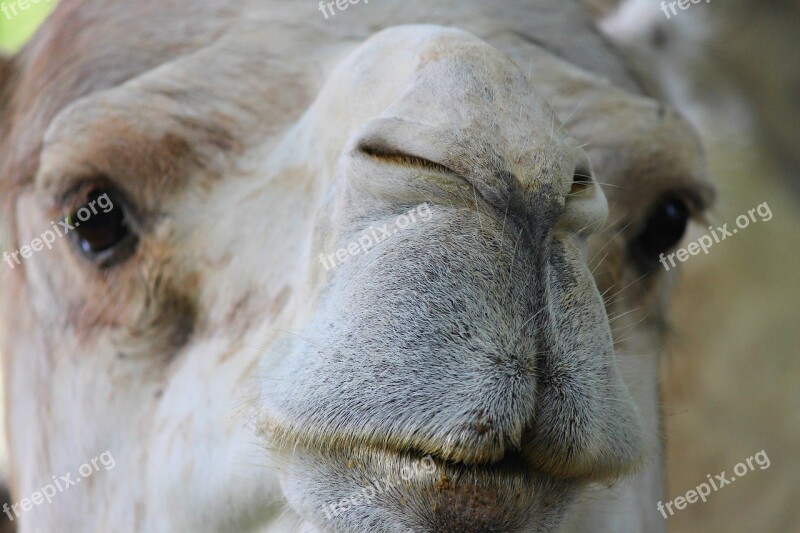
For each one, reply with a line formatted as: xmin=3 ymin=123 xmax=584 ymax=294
xmin=346 ymin=26 xmax=575 ymax=228
xmin=389 ymin=29 xmax=570 ymax=186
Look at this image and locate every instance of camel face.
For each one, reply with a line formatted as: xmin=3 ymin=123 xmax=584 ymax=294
xmin=0 ymin=2 xmax=714 ymax=532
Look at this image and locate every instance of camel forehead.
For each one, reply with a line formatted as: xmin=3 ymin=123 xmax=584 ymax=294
xmin=346 ymin=25 xmax=550 ymax=121
xmin=373 ymin=27 xmax=565 ymax=140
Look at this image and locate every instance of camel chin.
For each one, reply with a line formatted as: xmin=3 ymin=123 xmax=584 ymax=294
xmin=0 ymin=2 xmax=713 ymax=532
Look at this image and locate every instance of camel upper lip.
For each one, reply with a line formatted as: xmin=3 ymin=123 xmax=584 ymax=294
xmin=258 ymin=410 xmax=528 ymax=469
xmin=260 ymin=411 xmax=562 ymax=487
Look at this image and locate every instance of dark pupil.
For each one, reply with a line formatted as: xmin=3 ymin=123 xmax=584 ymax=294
xmin=70 ymin=190 xmax=129 ymax=254
xmin=636 ymin=198 xmax=690 ymax=259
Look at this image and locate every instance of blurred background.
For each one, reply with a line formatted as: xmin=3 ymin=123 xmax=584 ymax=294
xmin=0 ymin=0 xmax=54 ymax=52
xmin=1 ymin=1 xmax=798 ymax=531
xmin=586 ymin=1 xmax=800 ymax=531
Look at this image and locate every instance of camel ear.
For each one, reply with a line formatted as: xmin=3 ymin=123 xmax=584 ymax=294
xmin=0 ymin=481 xmax=14 ymax=533
xmin=0 ymin=53 xmax=16 ymax=140
xmin=0 ymin=53 xmax=17 ymax=225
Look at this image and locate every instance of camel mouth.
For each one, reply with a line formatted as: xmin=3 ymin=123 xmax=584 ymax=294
xmin=277 ymin=443 xmax=578 ymax=532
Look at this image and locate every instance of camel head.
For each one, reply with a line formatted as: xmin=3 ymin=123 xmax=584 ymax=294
xmin=0 ymin=1 xmax=713 ymax=531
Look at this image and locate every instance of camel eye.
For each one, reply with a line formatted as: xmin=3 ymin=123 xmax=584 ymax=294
xmin=67 ymin=188 xmax=136 ymax=265
xmin=632 ymin=196 xmax=690 ymax=263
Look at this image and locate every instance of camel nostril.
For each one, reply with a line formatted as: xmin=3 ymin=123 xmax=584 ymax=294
xmin=557 ymin=166 xmax=608 ymax=236
xmin=570 ymin=169 xmax=594 ymax=195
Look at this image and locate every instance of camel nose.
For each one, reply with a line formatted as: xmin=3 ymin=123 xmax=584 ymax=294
xmin=260 ymin=24 xmax=642 ymax=485
xmin=343 ymin=27 xmax=636 ymax=477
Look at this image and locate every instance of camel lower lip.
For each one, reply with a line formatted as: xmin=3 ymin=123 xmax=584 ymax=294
xmin=279 ymin=447 xmax=578 ymax=532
